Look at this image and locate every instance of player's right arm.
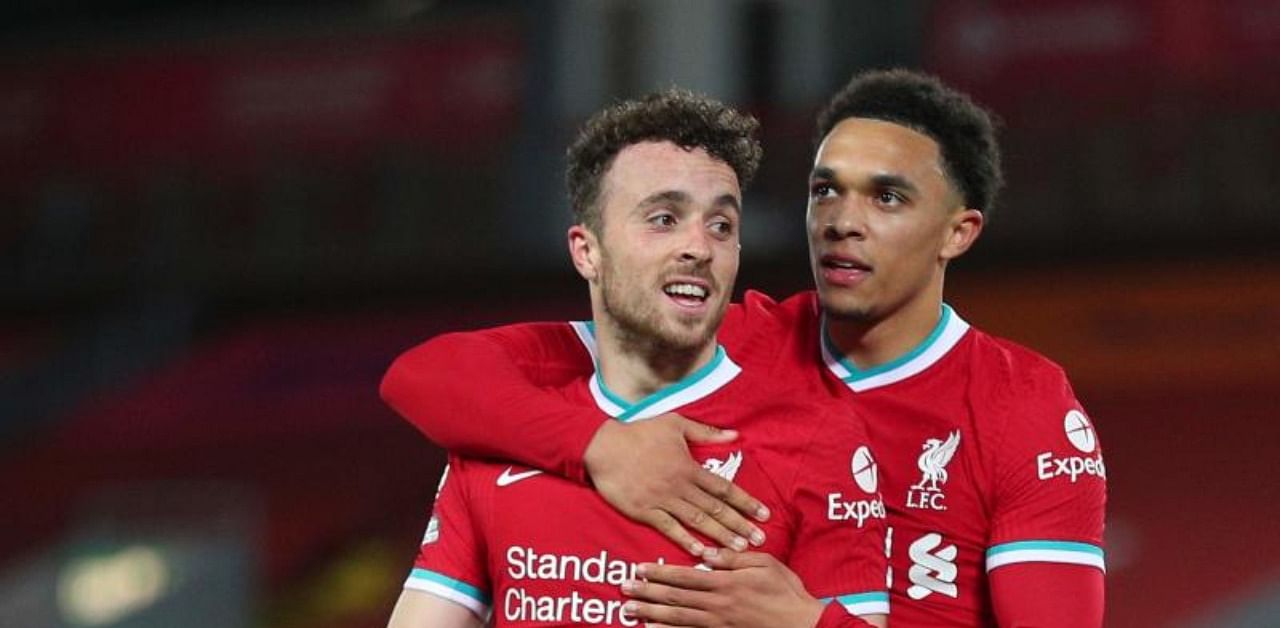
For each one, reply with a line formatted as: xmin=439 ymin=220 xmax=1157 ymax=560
xmin=380 ymin=317 xmax=771 ymax=553
xmin=387 ymin=589 xmax=483 ymax=628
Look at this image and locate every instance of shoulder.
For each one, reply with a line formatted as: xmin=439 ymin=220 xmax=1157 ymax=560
xmin=738 ymin=289 xmax=819 ymax=325
xmin=962 ymin=328 xmax=1098 ymax=469
xmin=727 ymin=290 xmax=822 ymax=371
xmin=963 ymin=327 xmax=1077 ymax=410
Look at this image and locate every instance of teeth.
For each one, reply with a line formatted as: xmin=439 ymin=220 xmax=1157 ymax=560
xmin=665 ymin=283 xmax=708 ymax=299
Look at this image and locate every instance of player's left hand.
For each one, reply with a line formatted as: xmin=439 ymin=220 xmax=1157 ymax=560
xmin=620 ymin=549 xmax=825 ymax=628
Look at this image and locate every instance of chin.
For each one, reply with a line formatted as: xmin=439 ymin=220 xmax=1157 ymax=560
xmin=819 ymin=294 xmax=877 ymax=323
xmin=657 ymin=319 xmax=717 ymax=352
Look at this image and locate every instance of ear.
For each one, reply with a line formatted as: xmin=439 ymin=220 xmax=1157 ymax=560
xmin=567 ymin=224 xmax=601 ymax=282
xmin=940 ymin=208 xmax=984 ymax=261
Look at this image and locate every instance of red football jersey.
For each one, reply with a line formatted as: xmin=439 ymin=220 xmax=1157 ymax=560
xmin=724 ymin=291 xmax=1107 ymax=626
xmin=406 ymin=323 xmax=889 ymax=625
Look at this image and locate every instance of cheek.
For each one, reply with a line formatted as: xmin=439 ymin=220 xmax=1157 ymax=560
xmin=805 ymin=204 xmax=823 ymax=233
xmin=882 ymin=221 xmax=947 ymax=272
xmin=718 ymin=249 xmax=740 ymax=277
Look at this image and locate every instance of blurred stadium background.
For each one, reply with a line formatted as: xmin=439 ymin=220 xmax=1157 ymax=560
xmin=1 ymin=0 xmax=1278 ymax=626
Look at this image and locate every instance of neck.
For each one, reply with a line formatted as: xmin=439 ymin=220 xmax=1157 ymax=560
xmin=592 ymin=321 xmax=718 ymax=404
xmin=826 ymin=280 xmax=945 ymax=370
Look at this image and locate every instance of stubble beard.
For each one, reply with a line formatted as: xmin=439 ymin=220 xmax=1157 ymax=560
xmin=599 ymin=263 xmax=722 ymax=367
xmin=818 ymin=284 xmax=880 ymax=326
xmin=823 ymin=300 xmax=877 ymax=324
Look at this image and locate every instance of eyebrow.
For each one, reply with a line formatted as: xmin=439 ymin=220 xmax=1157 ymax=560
xmin=810 ymin=166 xmax=920 ymax=196
xmin=638 ymin=190 xmax=741 ymax=212
xmin=809 ymin=166 xmax=837 ymax=182
xmin=870 ymin=173 xmax=919 ymax=196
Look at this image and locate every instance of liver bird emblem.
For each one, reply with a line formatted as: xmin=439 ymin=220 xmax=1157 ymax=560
xmin=911 ymin=431 xmax=961 ymax=492
xmin=703 ymin=451 xmax=743 ymax=481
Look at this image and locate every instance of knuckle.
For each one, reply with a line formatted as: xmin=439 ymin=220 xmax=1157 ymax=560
xmin=707 ymin=476 xmax=732 ymax=498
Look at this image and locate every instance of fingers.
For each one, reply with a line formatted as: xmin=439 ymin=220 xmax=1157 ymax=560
xmin=624 ymin=573 xmax=713 ymax=600
xmin=695 ymin=468 xmax=771 ymax=523
xmin=636 ymin=562 xmax=719 ymax=589
xmin=676 ymin=415 xmax=739 ymax=445
xmin=622 ymin=575 xmax=721 ymax=627
xmin=623 ymin=600 xmax=714 ymax=627
xmin=696 ymin=548 xmax=772 ymax=570
xmin=643 ymin=509 xmax=709 ymax=556
xmin=680 ymin=487 xmax=761 ymax=550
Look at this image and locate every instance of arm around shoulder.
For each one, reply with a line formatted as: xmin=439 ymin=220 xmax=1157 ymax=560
xmin=380 ymin=323 xmax=605 ymax=482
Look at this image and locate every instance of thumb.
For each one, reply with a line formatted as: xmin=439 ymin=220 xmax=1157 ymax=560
xmin=699 ymin=547 xmax=756 ymax=569
xmin=675 ymin=415 xmax=738 ymax=444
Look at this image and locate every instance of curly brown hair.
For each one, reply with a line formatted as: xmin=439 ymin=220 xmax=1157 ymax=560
xmin=817 ymin=69 xmax=1004 ymax=216
xmin=566 ymin=88 xmax=762 ymax=233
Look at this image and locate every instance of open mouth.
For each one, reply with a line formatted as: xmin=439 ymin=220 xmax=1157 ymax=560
xmin=663 ymin=282 xmax=710 ymax=307
xmin=819 ymin=254 xmax=872 ymax=286
xmin=821 ymin=255 xmax=871 ymax=272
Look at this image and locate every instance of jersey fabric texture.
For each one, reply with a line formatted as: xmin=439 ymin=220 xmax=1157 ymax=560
xmin=723 ymin=291 xmax=1107 ymax=626
xmin=405 ymin=322 xmax=889 ymax=626
xmin=381 ymin=291 xmax=1106 ymax=626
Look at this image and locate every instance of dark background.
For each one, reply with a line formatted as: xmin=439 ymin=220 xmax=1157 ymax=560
xmin=2 ymin=1 xmax=1278 ymax=626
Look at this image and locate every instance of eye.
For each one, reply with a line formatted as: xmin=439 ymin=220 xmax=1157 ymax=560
xmin=875 ymin=190 xmax=905 ymax=207
xmin=708 ymin=217 xmax=735 ymax=238
xmin=648 ymin=213 xmax=677 ymax=228
xmin=809 ymin=182 xmax=837 ymax=201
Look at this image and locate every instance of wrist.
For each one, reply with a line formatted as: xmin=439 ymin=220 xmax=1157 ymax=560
xmin=582 ymin=419 xmax=623 ymax=486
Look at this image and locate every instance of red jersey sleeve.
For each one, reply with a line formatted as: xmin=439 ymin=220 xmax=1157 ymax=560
xmin=985 ymin=354 xmax=1106 ymax=620
xmin=405 ymin=456 xmax=491 ymax=619
xmin=380 ymin=297 xmax=779 ymax=485
xmin=989 ymin=562 xmax=1105 ymax=627
xmin=785 ymin=401 xmax=890 ymax=619
xmin=380 ymin=322 xmax=603 ymax=483
xmin=815 ymin=601 xmax=879 ymax=627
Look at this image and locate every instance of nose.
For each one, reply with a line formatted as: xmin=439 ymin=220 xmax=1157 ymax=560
xmin=678 ymin=223 xmax=713 ymax=265
xmin=821 ymin=199 xmax=866 ymax=242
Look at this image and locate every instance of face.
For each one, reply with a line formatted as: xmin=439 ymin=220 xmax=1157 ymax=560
xmin=806 ymin=117 xmax=981 ymax=324
xmin=570 ymin=141 xmax=742 ymax=355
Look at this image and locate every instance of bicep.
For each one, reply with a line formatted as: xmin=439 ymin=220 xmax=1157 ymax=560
xmin=990 ymin=562 xmax=1104 ymax=627
xmin=387 ymin=589 xmax=485 ymax=628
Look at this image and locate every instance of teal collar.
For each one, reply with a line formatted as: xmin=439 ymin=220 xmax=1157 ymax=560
xmin=570 ymin=321 xmax=741 ymax=421
xmin=820 ymin=304 xmax=970 ymax=392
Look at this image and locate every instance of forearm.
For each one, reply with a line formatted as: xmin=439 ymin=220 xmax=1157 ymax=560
xmin=381 ymin=327 xmax=604 ymax=483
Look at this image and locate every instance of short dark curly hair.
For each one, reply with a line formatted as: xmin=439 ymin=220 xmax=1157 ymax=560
xmin=817 ymin=69 xmax=1003 ymax=215
xmin=567 ymin=88 xmax=762 ymax=233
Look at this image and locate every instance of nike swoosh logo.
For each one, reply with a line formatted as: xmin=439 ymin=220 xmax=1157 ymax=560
xmin=496 ymin=467 xmax=543 ymax=487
